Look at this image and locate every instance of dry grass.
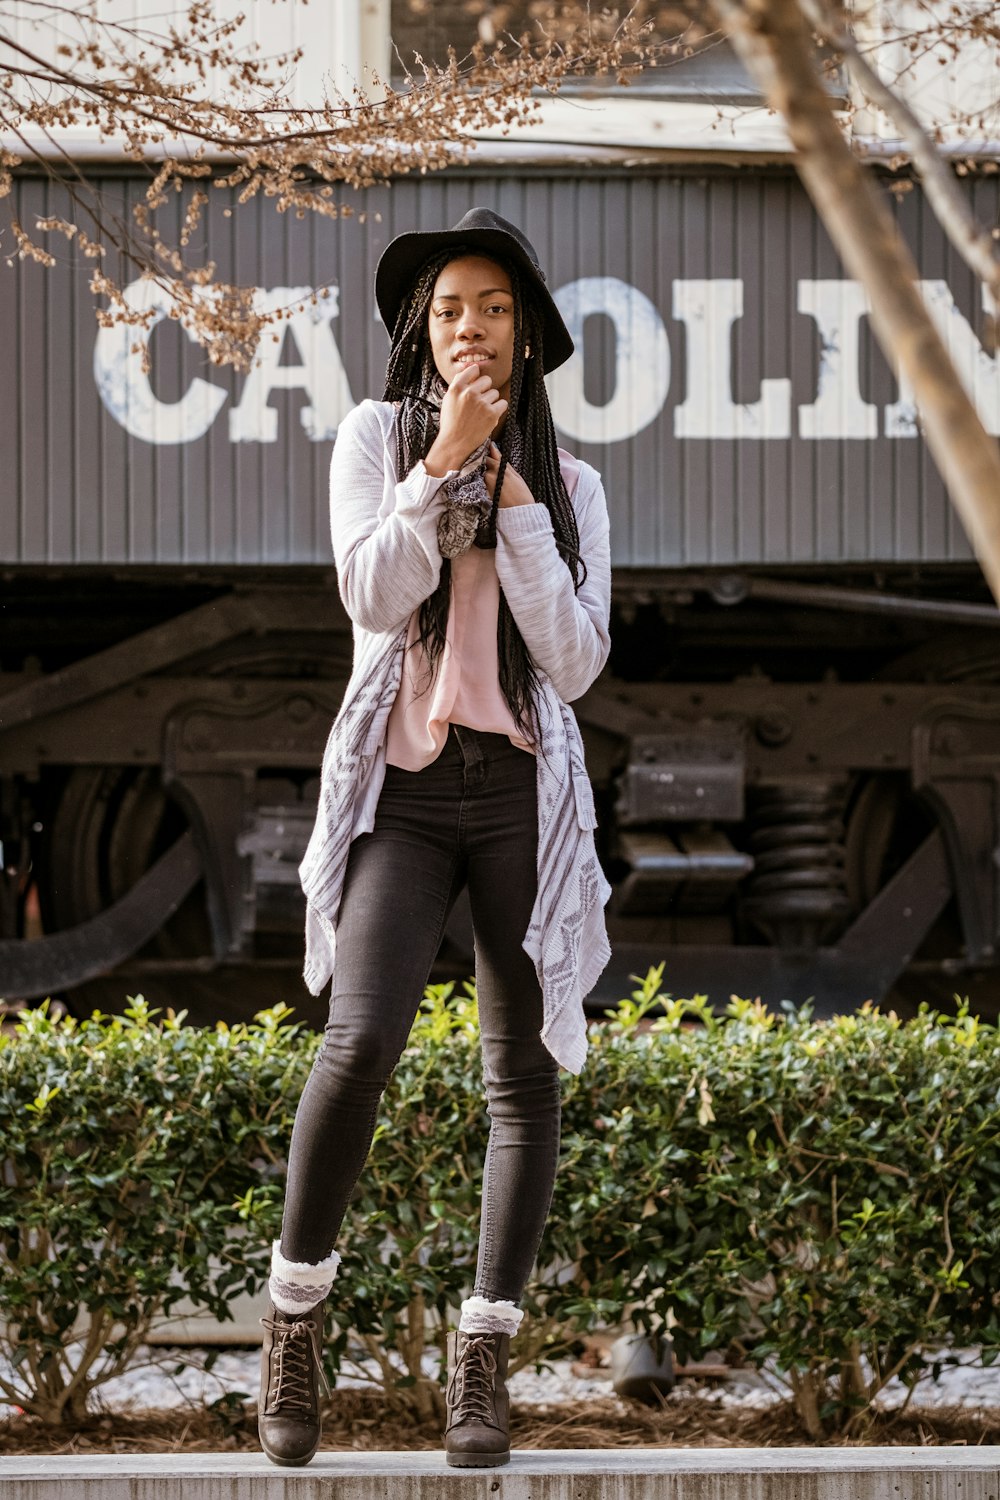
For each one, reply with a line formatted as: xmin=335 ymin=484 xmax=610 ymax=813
xmin=2 ymin=1392 xmax=1000 ymax=1455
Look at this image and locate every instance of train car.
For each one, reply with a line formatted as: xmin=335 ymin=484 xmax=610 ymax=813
xmin=2 ymin=157 xmax=1000 ymax=1024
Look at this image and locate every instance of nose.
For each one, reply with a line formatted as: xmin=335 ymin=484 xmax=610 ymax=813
xmin=455 ymin=308 xmax=486 ymax=340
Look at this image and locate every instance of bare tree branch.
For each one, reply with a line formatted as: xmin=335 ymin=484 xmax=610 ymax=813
xmin=800 ymin=0 xmax=1000 ymax=311
xmin=0 ymin=1 xmax=664 ymax=367
xmin=711 ymin=0 xmax=1000 ymax=605
xmin=2 ymin=0 xmax=998 ymax=407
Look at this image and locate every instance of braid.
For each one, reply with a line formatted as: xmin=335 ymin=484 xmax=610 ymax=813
xmin=384 ymin=248 xmax=453 ymax=467
xmin=519 ymin=304 xmax=586 ymax=591
xmin=382 ymin=249 xmax=455 ymax=702
xmin=382 ymin=248 xmax=585 ymax=744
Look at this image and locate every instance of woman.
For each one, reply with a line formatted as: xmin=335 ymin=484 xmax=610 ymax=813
xmin=257 ymin=208 xmax=612 ymax=1469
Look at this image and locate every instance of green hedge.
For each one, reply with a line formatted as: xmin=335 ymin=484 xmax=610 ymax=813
xmin=1 ymin=971 xmax=998 ymax=1436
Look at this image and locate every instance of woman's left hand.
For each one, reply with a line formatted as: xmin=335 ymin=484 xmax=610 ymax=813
xmin=485 ymin=443 xmax=536 ymax=508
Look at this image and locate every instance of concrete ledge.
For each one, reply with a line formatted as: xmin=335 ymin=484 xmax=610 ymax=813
xmin=2 ymin=1448 xmax=1000 ymax=1499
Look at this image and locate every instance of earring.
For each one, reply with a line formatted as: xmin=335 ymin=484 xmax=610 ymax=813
xmin=524 ymin=344 xmax=532 ymax=359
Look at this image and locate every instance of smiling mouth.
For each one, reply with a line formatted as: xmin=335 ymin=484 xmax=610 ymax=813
xmin=454 ymin=351 xmax=494 ymax=364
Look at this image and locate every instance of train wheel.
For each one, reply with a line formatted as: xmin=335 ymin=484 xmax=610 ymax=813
xmin=843 ymin=772 xmax=912 ymax=914
xmin=42 ymin=764 xmax=209 ymax=958
xmin=843 ymin=631 xmax=1000 ymax=1019
xmin=35 ymin=633 xmax=351 ymax=1025
xmin=875 ymin=630 xmax=1000 ymax=688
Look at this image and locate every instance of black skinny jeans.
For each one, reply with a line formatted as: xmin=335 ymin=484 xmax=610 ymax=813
xmin=279 ymin=723 xmax=561 ymax=1305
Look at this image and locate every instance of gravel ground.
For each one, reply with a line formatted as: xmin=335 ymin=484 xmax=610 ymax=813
xmin=2 ymin=1345 xmax=994 ymax=1416
xmin=91 ymin=1351 xmax=620 ymax=1413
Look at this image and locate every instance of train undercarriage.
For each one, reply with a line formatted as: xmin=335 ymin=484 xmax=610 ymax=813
xmin=2 ymin=565 xmax=1000 ymax=1026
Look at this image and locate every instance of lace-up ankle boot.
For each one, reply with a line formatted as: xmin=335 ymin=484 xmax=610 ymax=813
xmin=258 ymin=1298 xmax=329 ymax=1467
xmin=444 ymin=1329 xmax=511 ymax=1467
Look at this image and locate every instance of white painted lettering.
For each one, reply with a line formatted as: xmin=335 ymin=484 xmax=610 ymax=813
xmin=229 ymin=286 xmax=354 ymax=443
xmin=885 ymin=280 xmax=1000 ymax=437
xmin=673 ymin=280 xmax=791 ymax=440
xmin=546 ymin=277 xmax=670 ymax=444
xmin=797 ymin=281 xmax=878 ymax=439
xmin=94 ymin=275 xmax=994 ymax=450
xmin=93 ymin=277 xmax=227 ymax=445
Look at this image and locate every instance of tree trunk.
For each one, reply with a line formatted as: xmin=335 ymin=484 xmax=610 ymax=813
xmin=839 ymin=1339 xmax=867 ymax=1405
xmin=402 ymin=1289 xmax=442 ymax=1424
xmin=789 ymin=1365 xmax=827 ymax=1439
xmin=710 ymin=0 xmax=1000 ymax=606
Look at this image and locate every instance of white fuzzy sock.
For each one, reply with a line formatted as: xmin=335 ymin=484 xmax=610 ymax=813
xmin=459 ymin=1295 xmax=524 ymax=1337
xmin=267 ymin=1240 xmax=341 ymax=1316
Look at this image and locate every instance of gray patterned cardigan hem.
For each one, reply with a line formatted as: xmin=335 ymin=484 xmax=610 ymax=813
xmin=298 ymin=399 xmax=613 ymax=1075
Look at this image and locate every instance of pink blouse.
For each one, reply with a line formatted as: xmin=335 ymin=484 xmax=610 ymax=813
xmin=386 ymin=453 xmax=581 ymax=770
xmin=385 ymin=540 xmax=533 ymax=766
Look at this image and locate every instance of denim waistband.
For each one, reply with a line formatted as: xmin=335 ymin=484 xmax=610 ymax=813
xmin=445 ymin=722 xmax=531 ymax=768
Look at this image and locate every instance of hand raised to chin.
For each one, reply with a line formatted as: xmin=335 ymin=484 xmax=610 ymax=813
xmin=484 ymin=444 xmax=536 ymax=508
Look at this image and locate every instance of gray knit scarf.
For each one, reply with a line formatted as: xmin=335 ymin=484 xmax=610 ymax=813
xmin=397 ymin=373 xmax=525 ymax=557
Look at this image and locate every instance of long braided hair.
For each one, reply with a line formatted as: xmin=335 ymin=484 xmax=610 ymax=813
xmin=383 ymin=247 xmax=585 ymax=744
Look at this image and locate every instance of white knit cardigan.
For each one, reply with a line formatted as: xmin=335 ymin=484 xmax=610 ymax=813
xmin=298 ymin=399 xmax=613 ymax=1074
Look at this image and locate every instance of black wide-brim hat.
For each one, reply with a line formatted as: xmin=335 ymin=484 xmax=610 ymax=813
xmin=374 ymin=207 xmax=575 ymax=372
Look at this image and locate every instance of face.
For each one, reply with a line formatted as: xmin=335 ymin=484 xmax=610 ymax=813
xmin=427 ymin=254 xmax=516 ymax=399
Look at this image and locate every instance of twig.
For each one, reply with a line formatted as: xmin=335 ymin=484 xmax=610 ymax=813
xmin=799 ymin=0 xmax=1000 ymax=310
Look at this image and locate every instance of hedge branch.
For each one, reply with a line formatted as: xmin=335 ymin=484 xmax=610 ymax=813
xmin=57 ymin=1309 xmax=114 ymax=1422
xmin=357 ymin=1331 xmax=398 ymax=1384
xmin=790 ymin=1366 xmax=824 ymax=1439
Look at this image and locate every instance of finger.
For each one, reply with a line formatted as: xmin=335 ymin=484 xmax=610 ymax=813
xmin=450 ymin=362 xmax=481 ymax=390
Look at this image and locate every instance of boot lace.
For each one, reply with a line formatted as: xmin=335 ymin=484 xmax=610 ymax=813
xmin=262 ymin=1313 xmax=330 ymax=1415
xmin=448 ymin=1335 xmax=500 ymax=1425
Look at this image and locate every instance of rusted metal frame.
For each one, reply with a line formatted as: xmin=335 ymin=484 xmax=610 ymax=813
xmin=10 ymin=674 xmax=950 ymax=778
xmin=161 ymin=774 xmax=252 ymax=962
xmin=833 ymin=828 xmax=953 ymax=982
xmin=918 ymin=780 xmax=998 ymax=962
xmin=611 ymin=570 xmax=1000 ymax=625
xmin=739 ymin=576 xmax=1000 ymax=625
xmin=0 ymin=776 xmax=24 ymax=942
xmin=590 ymin=829 xmax=951 ymax=1015
xmin=0 ymin=832 xmax=203 ymax=1001
xmin=0 ymin=676 xmax=347 ymax=775
xmin=2 ymin=669 xmax=348 ymax=971
xmin=911 ymin=698 xmax=1000 ymax=962
xmin=158 ymin=683 xmax=348 ymax=959
xmin=0 ymin=588 xmax=341 ymax=732
xmin=583 ymin=679 xmax=999 ymax=972
xmin=577 ymin=680 xmax=1000 ymax=777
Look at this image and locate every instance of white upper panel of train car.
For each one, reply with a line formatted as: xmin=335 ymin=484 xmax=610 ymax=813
xmin=2 ymin=0 xmax=997 ymax=159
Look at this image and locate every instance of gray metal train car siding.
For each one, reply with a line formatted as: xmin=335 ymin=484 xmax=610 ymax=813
xmin=3 ymin=167 xmax=997 ymax=569
xmin=2 ymin=163 xmax=1000 ymax=1023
